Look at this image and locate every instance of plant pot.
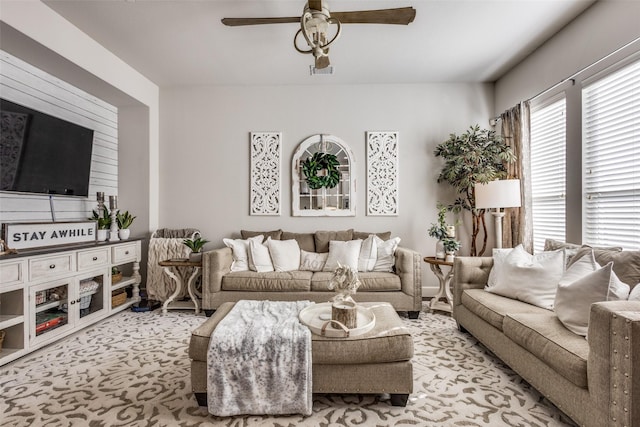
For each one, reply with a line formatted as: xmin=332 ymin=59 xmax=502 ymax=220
xmin=189 ymin=252 xmax=202 ymax=263
xmin=435 ymin=240 xmax=445 ymax=259
xmin=97 ymin=229 xmax=108 ymax=241
xmin=119 ymin=229 xmax=131 ymax=240
xmin=445 ymin=252 xmax=455 ymax=263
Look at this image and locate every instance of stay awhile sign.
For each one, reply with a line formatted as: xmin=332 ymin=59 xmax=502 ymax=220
xmin=3 ymin=221 xmax=97 ymax=250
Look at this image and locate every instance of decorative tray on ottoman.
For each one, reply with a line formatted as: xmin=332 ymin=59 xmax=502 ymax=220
xmin=299 ymin=302 xmax=376 ymax=338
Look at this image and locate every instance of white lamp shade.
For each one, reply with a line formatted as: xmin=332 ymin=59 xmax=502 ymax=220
xmin=475 ymin=179 xmax=522 ymax=209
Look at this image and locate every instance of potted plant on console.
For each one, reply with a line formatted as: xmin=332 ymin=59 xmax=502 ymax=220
xmin=116 ymin=211 xmax=136 ymax=240
xmin=183 ymin=236 xmax=209 ymax=262
xmin=89 ymin=208 xmax=111 ymax=241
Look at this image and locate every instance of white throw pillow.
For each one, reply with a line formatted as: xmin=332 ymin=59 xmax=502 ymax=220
xmin=223 ymin=235 xmax=263 ymax=272
xmin=487 ymin=244 xmax=564 ymax=310
xmin=555 ymin=253 xmax=630 ymax=336
xmin=248 ymin=238 xmax=274 ymax=273
xmin=358 ymin=234 xmax=378 ymax=272
xmin=629 ymin=284 xmax=640 ymax=301
xmin=485 ymin=247 xmax=515 ymax=294
xmin=267 ymin=239 xmax=301 ymax=272
xmin=323 ymin=240 xmax=363 ymax=272
xmin=299 ymin=250 xmax=329 ymax=272
xmin=372 ymin=236 xmax=401 ymax=272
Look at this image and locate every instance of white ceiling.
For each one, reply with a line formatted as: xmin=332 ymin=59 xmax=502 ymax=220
xmin=43 ymin=0 xmax=596 ymax=87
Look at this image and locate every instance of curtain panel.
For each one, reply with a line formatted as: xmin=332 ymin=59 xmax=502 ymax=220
xmin=500 ymin=102 xmax=533 ymax=253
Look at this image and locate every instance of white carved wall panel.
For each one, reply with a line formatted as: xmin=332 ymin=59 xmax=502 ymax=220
xmin=367 ymin=131 xmax=399 ymax=216
xmin=250 ymin=132 xmax=281 ymax=215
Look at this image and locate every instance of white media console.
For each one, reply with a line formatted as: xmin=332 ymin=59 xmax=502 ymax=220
xmin=0 ymin=239 xmax=142 ymax=366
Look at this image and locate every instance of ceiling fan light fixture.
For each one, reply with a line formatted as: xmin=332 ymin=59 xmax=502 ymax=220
xmin=310 ymin=65 xmax=334 ymax=75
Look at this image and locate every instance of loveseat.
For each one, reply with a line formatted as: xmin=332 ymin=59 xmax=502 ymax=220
xmin=201 ymin=229 xmax=422 ymax=317
xmin=453 ymin=246 xmax=640 ymax=427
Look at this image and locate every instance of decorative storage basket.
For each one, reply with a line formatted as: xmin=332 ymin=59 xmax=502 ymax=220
xmin=0 ymin=329 xmax=5 ymax=352
xmin=111 ymin=291 xmax=127 ymax=308
xmin=112 ymin=273 xmax=123 ymax=284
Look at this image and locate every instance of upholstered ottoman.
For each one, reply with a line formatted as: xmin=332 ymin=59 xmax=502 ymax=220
xmin=189 ymin=301 xmax=414 ymax=408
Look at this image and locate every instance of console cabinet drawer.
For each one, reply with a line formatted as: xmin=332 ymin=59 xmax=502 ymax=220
xmin=77 ymin=248 xmax=110 ymax=271
xmin=0 ymin=260 xmax=24 ymax=287
xmin=112 ymin=244 xmax=137 ymax=264
xmin=29 ymin=254 xmax=74 ymax=281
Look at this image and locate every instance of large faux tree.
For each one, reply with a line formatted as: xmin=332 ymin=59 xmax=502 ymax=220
xmin=434 ymin=125 xmax=515 ymax=256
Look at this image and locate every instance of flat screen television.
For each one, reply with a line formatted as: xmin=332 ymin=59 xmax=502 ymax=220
xmin=0 ymin=98 xmax=94 ymax=197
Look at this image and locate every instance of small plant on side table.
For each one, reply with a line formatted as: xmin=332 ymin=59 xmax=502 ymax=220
xmin=183 ymin=237 xmax=209 ymax=262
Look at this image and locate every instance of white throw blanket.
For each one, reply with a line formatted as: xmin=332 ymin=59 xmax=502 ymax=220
xmin=207 ymin=300 xmax=313 ymax=416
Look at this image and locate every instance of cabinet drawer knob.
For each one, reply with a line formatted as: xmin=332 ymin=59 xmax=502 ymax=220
xmin=93 ymin=256 xmax=98 ymax=261
xmin=70 ymin=300 xmax=76 ymax=305
xmin=76 ymin=298 xmax=81 ymax=303
xmin=49 ymin=264 xmax=56 ymax=269
xmin=125 ymin=251 xmax=130 ymax=255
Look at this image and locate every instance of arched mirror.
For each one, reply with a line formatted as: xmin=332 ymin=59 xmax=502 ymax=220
xmin=292 ymin=134 xmax=356 ymax=216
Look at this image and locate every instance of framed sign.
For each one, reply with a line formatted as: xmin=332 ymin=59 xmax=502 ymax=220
xmin=2 ymin=221 xmax=97 ymax=250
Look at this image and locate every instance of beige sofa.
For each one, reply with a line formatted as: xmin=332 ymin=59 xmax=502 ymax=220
xmin=201 ymin=229 xmax=422 ymax=318
xmin=453 ymin=256 xmax=639 ymax=427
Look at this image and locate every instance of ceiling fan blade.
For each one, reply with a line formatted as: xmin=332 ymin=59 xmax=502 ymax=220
xmin=332 ymin=7 xmax=416 ymax=25
xmin=221 ymin=17 xmax=300 ymax=26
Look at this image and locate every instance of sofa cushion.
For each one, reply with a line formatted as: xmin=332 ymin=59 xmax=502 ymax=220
xmin=267 ymin=238 xmax=301 ymax=272
xmin=300 ymin=250 xmax=328 ymax=272
xmin=315 ymin=229 xmax=354 ymax=253
xmin=461 ymin=289 xmax=549 ymax=331
xmin=240 ymin=229 xmax=282 ymax=241
xmin=568 ymin=247 xmax=640 ymax=287
xmin=353 ymin=231 xmax=392 ymax=241
xmin=324 ymin=240 xmax=362 ymax=271
xmin=555 ymin=253 xmax=630 ymax=336
xmin=281 ymin=231 xmax=316 ymax=252
xmin=486 ymin=245 xmax=564 ymax=310
xmin=311 ymin=271 xmax=401 ymax=291
xmin=222 ymin=271 xmax=312 ymax=291
xmin=503 ymin=312 xmax=590 ymax=388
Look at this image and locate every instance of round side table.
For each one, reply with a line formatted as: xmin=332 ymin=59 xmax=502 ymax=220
xmin=424 ymin=257 xmax=454 ymax=313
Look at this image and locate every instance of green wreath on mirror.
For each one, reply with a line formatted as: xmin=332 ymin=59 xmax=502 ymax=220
xmin=302 ymin=152 xmax=341 ymax=190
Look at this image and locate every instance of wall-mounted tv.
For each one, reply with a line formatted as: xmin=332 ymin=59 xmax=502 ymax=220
xmin=0 ymin=98 xmax=94 ymax=197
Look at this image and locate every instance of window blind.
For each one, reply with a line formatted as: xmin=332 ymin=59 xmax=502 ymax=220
xmin=583 ymin=59 xmax=640 ymax=250
xmin=530 ymin=97 xmax=567 ymax=253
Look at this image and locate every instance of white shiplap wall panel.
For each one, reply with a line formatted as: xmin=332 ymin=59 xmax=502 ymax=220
xmin=0 ymin=50 xmax=118 ymax=224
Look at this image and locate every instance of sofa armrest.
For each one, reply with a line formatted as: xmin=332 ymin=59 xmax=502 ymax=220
xmin=395 ymin=246 xmax=422 ymax=310
xmin=202 ymin=247 xmax=232 ymax=308
xmin=587 ymin=300 xmax=640 ymax=427
xmin=452 ymin=257 xmax=493 ymax=314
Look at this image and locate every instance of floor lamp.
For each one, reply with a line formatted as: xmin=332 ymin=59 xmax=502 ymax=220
xmin=474 ymin=179 xmax=522 ymax=249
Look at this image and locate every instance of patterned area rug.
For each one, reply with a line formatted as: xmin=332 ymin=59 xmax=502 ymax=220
xmin=1 ymin=303 xmax=576 ymax=427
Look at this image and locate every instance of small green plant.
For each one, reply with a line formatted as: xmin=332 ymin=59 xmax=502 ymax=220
xmin=183 ymin=237 xmax=209 ymax=253
xmin=116 ymin=211 xmax=136 ymax=229
xmin=428 ymin=203 xmax=449 ymax=240
xmin=89 ymin=208 xmax=111 ymax=230
xmin=443 ymin=238 xmax=461 ymax=252
xmin=111 ymin=266 xmax=120 ymax=275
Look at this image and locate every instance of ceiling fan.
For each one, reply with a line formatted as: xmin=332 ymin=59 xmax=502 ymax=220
xmin=222 ymin=1 xmax=416 ymax=72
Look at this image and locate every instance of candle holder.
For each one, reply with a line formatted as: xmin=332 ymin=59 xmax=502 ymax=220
xmin=109 ymin=208 xmax=120 ymax=241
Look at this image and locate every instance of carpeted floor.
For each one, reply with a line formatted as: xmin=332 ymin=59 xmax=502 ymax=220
xmin=1 ymin=302 xmax=576 ymax=427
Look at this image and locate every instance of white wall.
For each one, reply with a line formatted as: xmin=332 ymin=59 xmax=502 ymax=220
xmin=160 ymin=83 xmax=494 ymax=292
xmin=495 ymin=0 xmax=640 ymax=112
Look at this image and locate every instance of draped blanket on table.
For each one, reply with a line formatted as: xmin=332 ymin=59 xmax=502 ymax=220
xmin=207 ymin=300 xmax=313 ymax=416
